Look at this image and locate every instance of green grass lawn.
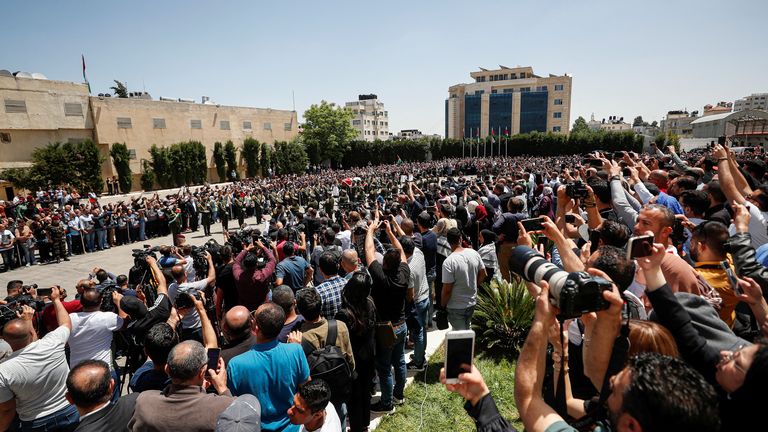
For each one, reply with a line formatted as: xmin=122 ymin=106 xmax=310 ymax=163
xmin=375 ymin=344 xmax=522 ymax=432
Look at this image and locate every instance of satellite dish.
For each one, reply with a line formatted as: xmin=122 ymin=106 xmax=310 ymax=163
xmin=14 ymin=71 xmax=33 ymax=78
xmin=30 ymin=72 xmax=48 ymax=80
xmin=0 ymin=70 xmax=13 ymax=77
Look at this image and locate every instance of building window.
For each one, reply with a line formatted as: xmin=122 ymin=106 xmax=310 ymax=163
xmin=220 ymin=121 xmax=230 ymax=130
xmin=64 ymin=103 xmax=83 ymax=117
xmin=536 ymin=86 xmax=548 ymax=92
xmin=520 ymin=87 xmax=530 ymax=92
xmin=555 ymin=84 xmax=564 ymax=91
xmin=352 ymin=120 xmax=361 ymax=125
xmin=243 ymin=121 xmax=252 ymax=130
xmin=153 ymin=118 xmax=166 ymax=129
xmin=553 ymin=112 xmax=562 ymax=119
xmin=190 ymin=119 xmax=202 ymax=129
xmin=117 ymin=117 xmax=132 ymax=129
xmin=474 ymin=90 xmax=484 ymax=95
xmin=554 ymin=99 xmax=563 ymax=105
xmin=503 ymin=88 xmax=514 ymax=94
xmin=384 ymin=111 xmax=388 ymax=116
xmin=4 ymin=99 xmax=27 ymax=114
xmin=263 ymin=122 xmax=272 ymax=130
xmin=128 ymin=149 xmax=137 ymax=159
xmin=284 ymin=123 xmax=292 ymax=131
xmin=0 ymin=132 xmax=11 ymax=143
xmin=491 ymin=89 xmax=498 ymax=94
xmin=353 ymin=110 xmax=358 ymax=114
xmin=552 ymin=126 xmax=562 ymax=132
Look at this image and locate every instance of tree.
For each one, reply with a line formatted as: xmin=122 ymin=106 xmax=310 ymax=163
xmin=241 ymin=137 xmax=261 ymax=178
xmin=0 ymin=141 xmax=104 ymax=192
xmin=213 ymin=142 xmax=227 ymax=182
xmin=301 ymin=101 xmax=357 ymax=166
xmin=261 ymin=143 xmax=273 ymax=175
xmin=224 ymin=140 xmax=238 ymax=180
xmin=149 ymin=145 xmax=173 ymax=188
xmin=650 ymin=120 xmax=658 ymax=128
xmin=633 ymin=116 xmax=644 ymax=127
xmin=110 ymin=142 xmax=133 ymax=192
xmin=110 ymin=80 xmax=128 ymax=98
xmin=571 ymin=116 xmax=590 ymax=134
xmin=140 ymin=160 xmax=156 ymax=190
xmin=74 ymin=140 xmax=105 ymax=193
xmin=273 ymin=139 xmax=308 ymax=175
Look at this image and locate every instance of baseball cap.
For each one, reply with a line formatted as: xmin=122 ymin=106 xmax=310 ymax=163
xmin=120 ymin=296 xmax=148 ymax=319
xmin=216 ymin=394 xmax=261 ymax=432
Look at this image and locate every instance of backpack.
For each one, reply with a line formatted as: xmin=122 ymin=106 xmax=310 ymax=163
xmin=301 ymin=319 xmax=356 ymax=400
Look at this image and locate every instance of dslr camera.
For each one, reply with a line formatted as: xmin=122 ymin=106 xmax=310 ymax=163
xmin=565 ymin=181 xmax=589 ymax=199
xmin=510 ymin=246 xmax=613 ymax=319
xmin=175 ymin=287 xmax=202 ymax=310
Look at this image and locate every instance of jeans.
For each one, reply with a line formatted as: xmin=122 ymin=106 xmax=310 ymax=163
xmin=111 ymin=369 xmax=121 ymax=403
xmin=139 ymin=220 xmax=146 ymax=241
xmin=20 ymin=242 xmax=35 ymax=265
xmin=412 ymin=298 xmax=430 ymax=366
xmin=447 ymin=306 xmax=475 ymax=331
xmin=375 ymin=322 xmax=407 ymax=406
xmin=19 ymin=403 xmax=79 ymax=432
xmin=84 ymin=231 xmax=95 ymax=252
xmin=96 ymin=229 xmax=108 ymax=250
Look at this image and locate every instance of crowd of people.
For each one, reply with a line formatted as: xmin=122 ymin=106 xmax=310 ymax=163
xmin=0 ymin=141 xmax=767 ymax=432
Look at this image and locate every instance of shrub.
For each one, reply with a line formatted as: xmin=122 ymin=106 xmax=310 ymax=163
xmin=473 ymin=277 xmax=535 ymax=358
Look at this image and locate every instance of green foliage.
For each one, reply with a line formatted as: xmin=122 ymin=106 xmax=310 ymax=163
xmin=571 ymin=116 xmax=590 ymax=134
xmin=110 ymin=80 xmax=128 ymax=98
xmin=261 ymin=143 xmax=272 ymax=175
xmin=654 ymin=131 xmax=681 ymax=153
xmin=2 ymin=141 xmax=106 ymax=192
xmin=109 ymin=142 xmax=133 ymax=192
xmin=473 ymin=278 xmax=535 ymax=358
xmin=213 ymin=142 xmax=227 ymax=182
xmin=241 ymin=137 xmax=261 ymax=178
xmin=273 ymin=139 xmax=308 ymax=175
xmin=148 ymin=145 xmax=172 ymax=188
xmin=140 ymin=160 xmax=156 ymax=190
xmin=149 ymin=141 xmax=207 ymax=188
xmin=301 ymin=101 xmax=357 ymax=166
xmin=224 ymin=140 xmax=238 ymax=180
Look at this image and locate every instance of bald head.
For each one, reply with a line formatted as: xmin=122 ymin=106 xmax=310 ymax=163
xmin=341 ymin=249 xmax=359 ymax=274
xmin=66 ymin=360 xmax=112 ymax=410
xmin=80 ymin=288 xmax=102 ymax=310
xmin=3 ymin=319 xmax=35 ymax=351
xmin=649 ymin=170 xmax=669 ymax=189
xmin=223 ymin=306 xmax=252 ymax=340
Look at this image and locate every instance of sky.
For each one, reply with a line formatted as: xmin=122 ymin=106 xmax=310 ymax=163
xmin=2 ymin=0 xmax=767 ymax=135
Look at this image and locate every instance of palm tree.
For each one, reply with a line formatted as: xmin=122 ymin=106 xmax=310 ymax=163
xmin=110 ymin=80 xmax=128 ymax=98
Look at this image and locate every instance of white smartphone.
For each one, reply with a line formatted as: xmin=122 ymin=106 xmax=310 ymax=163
xmin=444 ymin=330 xmax=475 ymax=384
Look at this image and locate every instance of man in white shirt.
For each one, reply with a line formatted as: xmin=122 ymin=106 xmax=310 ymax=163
xmin=68 ymin=288 xmax=124 ymax=402
xmin=288 ymin=380 xmax=341 ymax=432
xmin=168 ymin=251 xmax=216 ymax=342
xmin=441 ymin=228 xmax=486 ymax=331
xmin=0 ymin=286 xmax=79 ymax=431
xmin=0 ymin=223 xmax=14 ymax=272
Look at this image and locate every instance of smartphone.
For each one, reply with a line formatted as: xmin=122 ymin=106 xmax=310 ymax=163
xmin=722 ymin=262 xmax=742 ymax=295
xmin=37 ymin=287 xmax=53 ymax=297
xmin=718 ymin=136 xmax=726 ymax=145
xmin=206 ymin=348 xmax=221 ymax=374
xmin=622 ymin=168 xmax=631 ymax=177
xmin=626 ymin=234 xmax=654 ymax=259
xmin=444 ymin=330 xmax=475 ymax=384
xmin=565 ymin=214 xmax=576 ymax=224
xmin=521 ymin=217 xmax=545 ymax=232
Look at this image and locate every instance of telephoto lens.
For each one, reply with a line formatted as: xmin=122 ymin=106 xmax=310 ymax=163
xmin=509 ymin=246 xmax=614 ymax=319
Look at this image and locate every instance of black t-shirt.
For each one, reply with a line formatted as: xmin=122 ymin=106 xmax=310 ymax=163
xmin=419 ymin=230 xmax=438 ymax=275
xmin=128 ymin=293 xmax=172 ymax=341
xmin=215 ymin=263 xmax=238 ymax=311
xmin=368 ymin=261 xmax=409 ymax=323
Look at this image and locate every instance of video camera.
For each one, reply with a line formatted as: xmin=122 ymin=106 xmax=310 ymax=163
xmin=175 ymin=287 xmax=202 ymax=310
xmin=0 ymin=290 xmax=46 ymax=328
xmin=510 ymin=247 xmax=613 ymax=319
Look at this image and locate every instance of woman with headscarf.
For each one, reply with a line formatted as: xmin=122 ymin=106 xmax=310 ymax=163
xmin=534 ymin=186 xmax=555 ymax=219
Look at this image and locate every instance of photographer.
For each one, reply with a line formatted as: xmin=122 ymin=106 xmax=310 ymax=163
xmin=233 ymin=239 xmax=277 ymax=310
xmin=0 ymin=286 xmax=80 ymax=432
xmin=168 ymin=251 xmax=215 ymax=342
xmin=115 ymin=256 xmax=172 ymax=343
xmin=68 ymin=288 xmax=124 ymax=402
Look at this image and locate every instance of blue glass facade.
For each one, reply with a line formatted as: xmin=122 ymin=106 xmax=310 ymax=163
xmin=488 ymin=93 xmax=512 ymax=136
xmin=464 ymin=94 xmax=481 ymax=138
xmin=520 ymin=91 xmax=548 ymax=133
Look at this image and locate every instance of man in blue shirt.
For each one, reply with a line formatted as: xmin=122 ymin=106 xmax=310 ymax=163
xmin=275 ymin=242 xmax=313 ymax=292
xmin=227 ymin=303 xmax=310 ymax=432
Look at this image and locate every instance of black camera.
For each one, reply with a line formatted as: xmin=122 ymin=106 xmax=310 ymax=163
xmin=670 ymin=219 xmax=688 ymax=245
xmin=565 ymin=181 xmax=589 ymax=199
xmin=0 ymin=294 xmax=46 ymax=327
xmin=100 ymin=285 xmax=118 ymax=313
xmin=175 ymin=289 xmax=202 ymax=310
xmin=509 ymin=246 xmax=613 ymax=319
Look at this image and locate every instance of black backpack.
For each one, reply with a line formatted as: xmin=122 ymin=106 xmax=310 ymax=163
xmin=301 ymin=319 xmax=356 ymax=400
